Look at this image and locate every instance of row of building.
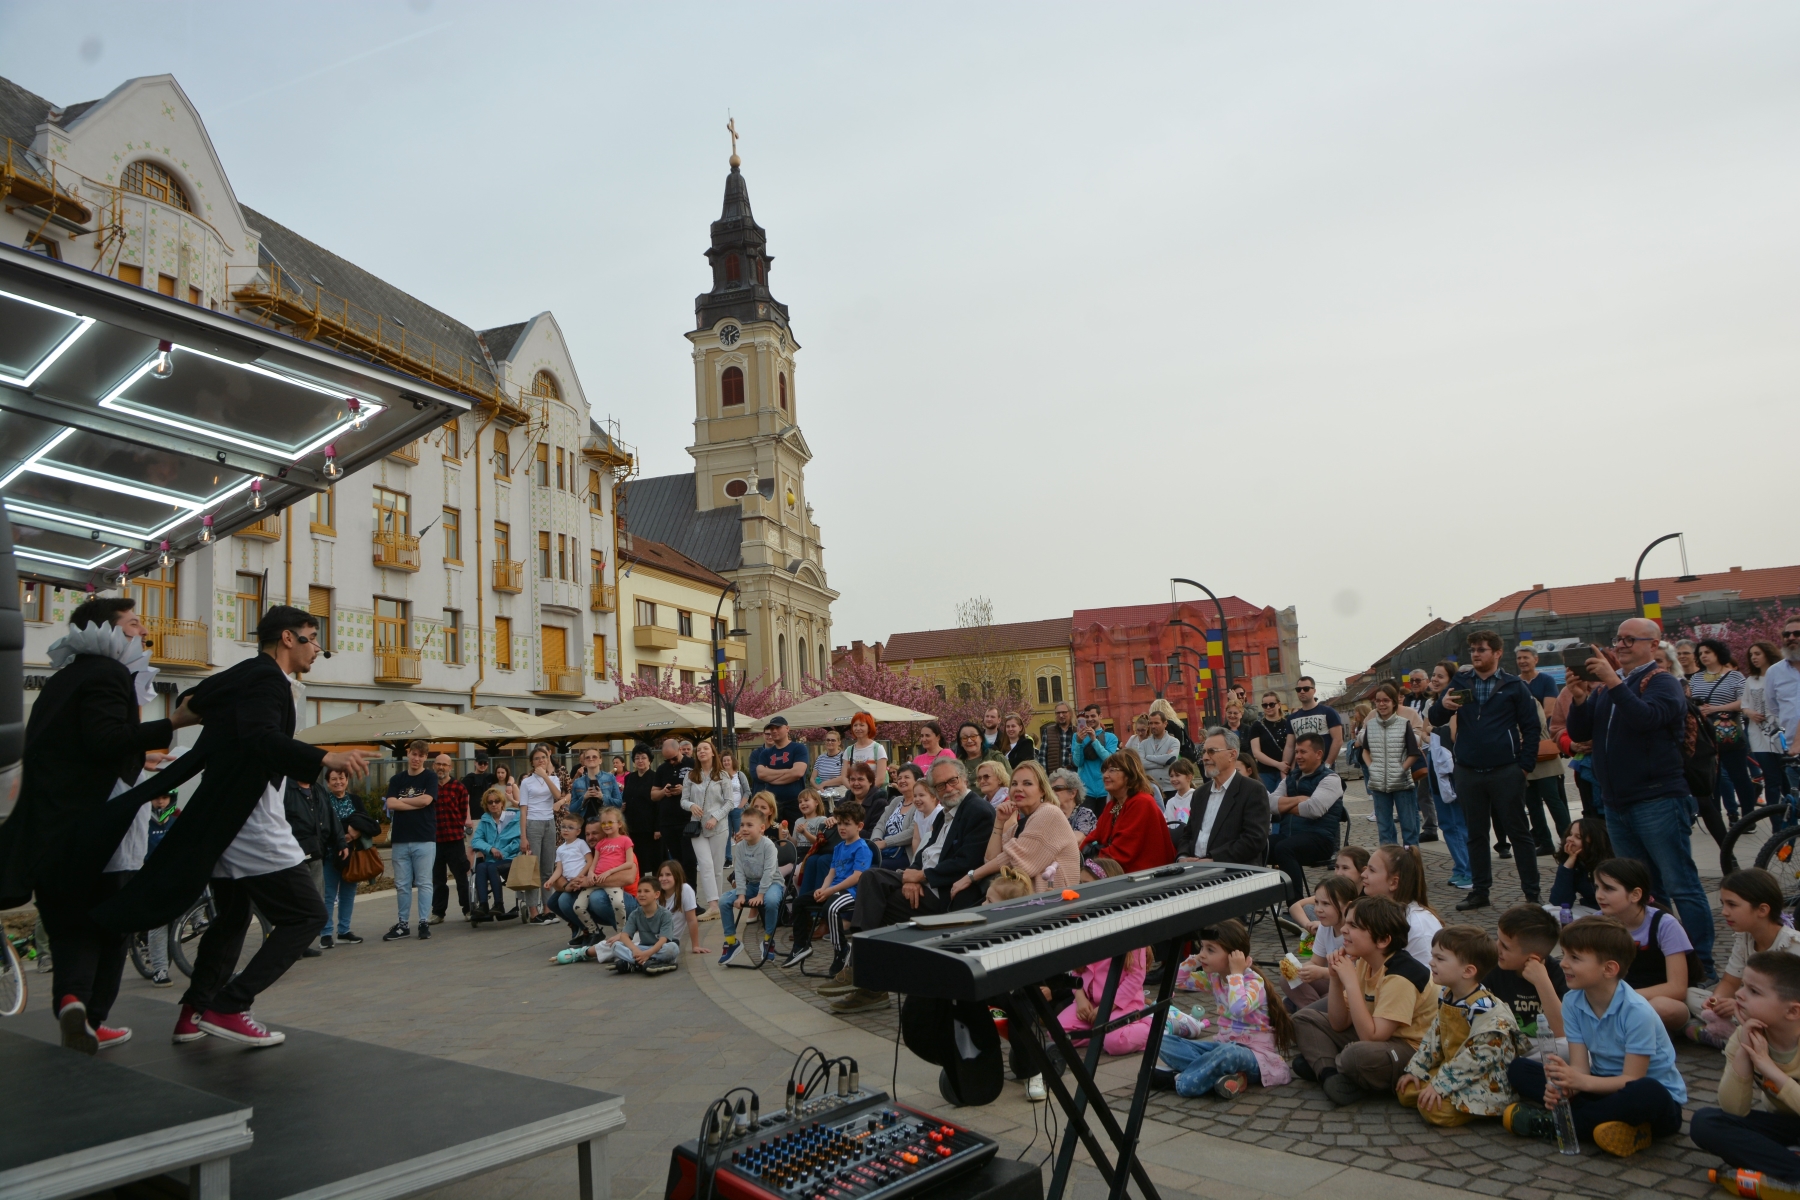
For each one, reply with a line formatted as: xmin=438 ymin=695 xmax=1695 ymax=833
xmin=3 ymin=73 xmax=837 ymax=728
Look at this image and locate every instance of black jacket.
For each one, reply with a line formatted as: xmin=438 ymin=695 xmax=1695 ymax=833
xmin=924 ymin=791 xmax=996 ymax=908
xmin=0 ymin=652 xmax=173 ymax=907
xmin=284 ymin=780 xmax=342 ymax=862
xmin=1428 ymin=669 xmax=1540 ymax=774
xmin=92 ymin=652 xmax=327 ymax=932
xmin=1174 ymin=773 xmax=1270 ymax=866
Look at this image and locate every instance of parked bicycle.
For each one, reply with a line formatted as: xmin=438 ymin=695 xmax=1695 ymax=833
xmin=1718 ymin=756 xmax=1800 ymax=908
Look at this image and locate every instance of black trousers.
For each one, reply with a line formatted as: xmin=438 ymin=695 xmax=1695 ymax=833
xmin=850 ymin=867 xmax=951 ymax=935
xmin=658 ymin=824 xmax=697 ymax=883
xmin=1454 ymin=766 xmax=1541 ymax=899
xmin=431 ymin=839 xmax=471 ymax=917
xmin=1690 ymin=1107 xmax=1800 ymax=1182
xmin=1267 ymin=831 xmax=1336 ymax=904
xmin=181 ymin=864 xmax=326 ymax=1015
xmin=36 ymin=871 xmax=128 ymax=1025
xmin=1507 ymin=1056 xmax=1682 ymax=1142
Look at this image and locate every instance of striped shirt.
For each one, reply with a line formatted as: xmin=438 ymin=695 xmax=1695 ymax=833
xmin=813 ymin=751 xmax=845 ymax=787
xmin=1690 ymin=669 xmax=1745 ymax=709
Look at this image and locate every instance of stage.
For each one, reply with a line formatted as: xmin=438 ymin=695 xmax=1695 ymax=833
xmin=3 ymin=994 xmax=625 ymax=1200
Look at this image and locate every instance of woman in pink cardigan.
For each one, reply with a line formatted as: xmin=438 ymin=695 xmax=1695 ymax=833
xmin=952 ymin=761 xmax=1082 ymax=900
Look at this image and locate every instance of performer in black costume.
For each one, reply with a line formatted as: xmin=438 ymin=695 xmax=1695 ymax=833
xmin=0 ymin=596 xmax=198 ymax=1052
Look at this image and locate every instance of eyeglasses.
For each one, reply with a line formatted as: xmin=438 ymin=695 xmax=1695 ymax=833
xmin=933 ymin=777 xmax=961 ymax=790
xmin=1613 ymin=635 xmax=1657 ymax=646
xmin=1784 ymin=631 xmax=1800 ymax=640
xmin=1260 ymin=701 xmax=1278 ymax=709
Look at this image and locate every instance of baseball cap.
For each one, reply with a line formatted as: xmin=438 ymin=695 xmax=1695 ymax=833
xmin=767 ymin=716 xmax=789 ymax=727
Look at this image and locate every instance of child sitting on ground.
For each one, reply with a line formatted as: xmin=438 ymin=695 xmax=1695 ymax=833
xmin=1689 ymin=868 xmax=1800 ymax=1048
xmin=1593 ymin=856 xmax=1700 ymax=1034
xmin=1281 ymin=875 xmax=1360 ymax=1012
xmin=1547 ymin=816 xmax=1612 ymax=923
xmin=1361 ymin=843 xmax=1441 ymax=963
xmin=1293 ymin=895 xmax=1437 ymax=1107
xmin=577 ymin=808 xmax=637 ymax=935
xmin=1505 ymin=916 xmax=1686 ymax=1159
xmin=552 ymin=878 xmax=681 ymax=974
xmin=1486 ymin=905 xmax=1568 ymax=1043
xmin=1286 ymin=846 xmax=1369 ymax=937
xmin=1690 ymin=951 xmax=1800 ymax=1188
xmin=718 ymin=807 xmax=784 ymax=966
xmin=1057 ymin=859 xmax=1153 ymax=1055
xmin=1162 ymin=759 xmax=1199 ymax=835
xmin=544 ymin=815 xmax=595 ymax=947
xmin=1156 ymin=918 xmax=1294 ymax=1098
xmin=1398 ymin=925 xmax=1533 ymax=1127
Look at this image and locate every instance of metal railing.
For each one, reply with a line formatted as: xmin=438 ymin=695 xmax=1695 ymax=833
xmin=537 ymin=666 xmax=584 ymax=697
xmin=492 ymin=559 xmax=524 ymax=593
xmin=374 ymin=647 xmax=422 ymax=685
xmin=590 ymin=584 xmax=616 ymax=612
xmin=372 ymin=530 xmax=421 ymax=571
xmin=237 ymin=513 xmax=283 ymax=541
xmin=144 ymin=618 xmax=208 ymax=668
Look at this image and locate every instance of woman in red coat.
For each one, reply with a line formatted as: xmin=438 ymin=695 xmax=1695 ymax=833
xmin=1080 ymin=750 xmax=1176 ymax=873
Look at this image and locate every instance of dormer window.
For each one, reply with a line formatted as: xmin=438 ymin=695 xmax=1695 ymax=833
xmin=121 ymin=160 xmax=193 ymax=213
xmin=721 ymin=366 xmax=745 ymax=406
xmin=725 ymin=254 xmax=741 ymax=283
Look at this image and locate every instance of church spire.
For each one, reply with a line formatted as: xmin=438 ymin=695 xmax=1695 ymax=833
xmin=695 ymin=131 xmax=790 ymax=336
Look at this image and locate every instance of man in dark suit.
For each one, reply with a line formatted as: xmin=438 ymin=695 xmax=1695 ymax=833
xmin=1175 ymin=729 xmax=1270 ymax=866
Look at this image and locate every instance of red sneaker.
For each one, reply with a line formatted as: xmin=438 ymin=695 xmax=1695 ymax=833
xmin=56 ymin=995 xmax=97 ymax=1055
xmin=94 ymin=1023 xmax=132 ymax=1050
xmin=194 ymin=1009 xmax=285 ymax=1047
xmin=172 ymin=1004 xmax=208 ymax=1044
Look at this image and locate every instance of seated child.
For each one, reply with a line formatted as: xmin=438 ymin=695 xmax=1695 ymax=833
xmin=1546 ymin=816 xmax=1611 ymax=923
xmin=719 ymin=807 xmax=784 ymax=965
xmin=1056 ymin=859 xmax=1152 ymax=1055
xmin=552 ymin=878 xmax=681 ymax=973
xmin=1486 ymin=905 xmax=1568 ymax=1044
xmin=1505 ymin=916 xmax=1686 ymax=1159
xmin=793 ymin=789 xmax=832 ymax=849
xmin=1398 ymin=925 xmax=1533 ymax=1126
xmin=1156 ymin=918 xmax=1294 ymax=1098
xmin=1286 ymin=847 xmax=1369 ymax=937
xmin=576 ymin=809 xmax=637 ymax=935
xmin=1292 ymin=895 xmax=1436 ymax=1107
xmin=544 ymin=816 xmax=595 ymax=946
xmin=1690 ymin=951 xmax=1800 ymax=1187
xmin=1162 ymin=759 xmax=1199 ymax=834
xmin=1689 ymin=868 xmax=1800 ymax=1049
xmin=782 ymin=803 xmax=868 ymax=975
xmin=1280 ymin=874 xmax=1360 ymax=1012
xmin=1594 ymin=857 xmax=1700 ymax=1034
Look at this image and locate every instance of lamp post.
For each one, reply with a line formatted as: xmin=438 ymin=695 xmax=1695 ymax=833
xmin=1510 ymin=587 xmax=1558 ymax=648
xmin=1632 ymin=533 xmax=1701 ymax=619
xmin=1171 ymin=577 xmax=1232 ymax=702
xmin=1168 ymin=619 xmax=1223 ymax=723
xmin=709 ymin=583 xmax=748 ymax=754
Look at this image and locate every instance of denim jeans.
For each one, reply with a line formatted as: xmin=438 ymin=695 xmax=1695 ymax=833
xmin=721 ymin=881 xmax=784 ymax=939
xmin=1752 ymin=751 xmax=1791 ymax=804
xmin=1435 ymin=795 xmax=1471 ymax=882
xmin=1416 ymin=774 xmax=1439 ymax=834
xmin=1258 ymin=770 xmax=1283 ymax=795
xmin=1717 ymin=742 xmax=1758 ymax=820
xmin=1159 ymin=1036 xmax=1262 ymax=1098
xmin=725 ymin=807 xmax=742 ymax=863
xmin=1605 ymin=794 xmax=1716 ymax=971
xmin=611 ymin=939 xmax=679 ymax=967
xmin=390 ymin=841 xmax=435 ymax=926
xmin=473 ymin=856 xmax=511 ymax=910
xmin=549 ymin=890 xmax=583 ymax=933
xmin=321 ymin=855 xmax=358 ymax=936
xmin=1369 ymin=788 xmax=1420 ymax=847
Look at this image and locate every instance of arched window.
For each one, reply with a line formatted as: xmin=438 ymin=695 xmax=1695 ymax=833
xmin=778 ymin=373 xmax=787 ymax=411
xmin=798 ymin=639 xmax=808 ymax=679
xmin=725 ymin=254 xmax=741 ymax=283
xmin=121 ymin=160 xmax=192 ymax=212
xmin=777 ymin=634 xmax=787 ymax=689
xmin=531 ymin=370 xmax=560 ymax=400
xmin=721 ymin=366 xmax=744 ymax=406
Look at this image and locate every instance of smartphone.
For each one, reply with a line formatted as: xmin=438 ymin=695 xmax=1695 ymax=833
xmin=1561 ymin=645 xmax=1601 ymax=683
xmin=1451 ymin=688 xmax=1473 ymax=707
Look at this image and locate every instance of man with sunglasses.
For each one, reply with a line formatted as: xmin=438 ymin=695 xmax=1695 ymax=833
xmin=1764 ymin=618 xmax=1800 ymax=796
xmin=1285 ymin=677 xmax=1343 ymax=767
xmin=1564 ymin=616 xmax=1716 ymax=978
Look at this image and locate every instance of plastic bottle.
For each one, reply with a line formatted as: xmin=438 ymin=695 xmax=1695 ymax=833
xmin=1710 ymin=1167 xmax=1800 ymax=1198
xmin=1551 ymin=1093 xmax=1579 ymax=1156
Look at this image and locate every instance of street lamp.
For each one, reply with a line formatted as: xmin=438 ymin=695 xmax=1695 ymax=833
xmin=1171 ymin=578 xmax=1233 ymax=704
xmin=1511 ymin=587 xmax=1558 ymax=647
xmin=1168 ymin=618 xmax=1224 ymax=723
xmin=709 ymin=582 xmax=749 ymax=753
xmin=1633 ymin=533 xmax=1702 ymax=621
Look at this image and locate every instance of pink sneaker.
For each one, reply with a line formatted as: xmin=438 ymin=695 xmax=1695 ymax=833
xmin=195 ymin=1009 xmax=286 ymax=1047
xmin=94 ymin=1023 xmax=132 ymax=1050
xmin=172 ymin=1004 xmax=208 ymax=1043
xmin=57 ymin=995 xmax=97 ymax=1055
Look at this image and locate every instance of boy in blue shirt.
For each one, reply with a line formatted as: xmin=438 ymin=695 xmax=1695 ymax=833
xmin=1504 ymin=916 xmax=1685 ymax=1158
xmin=779 ymin=802 xmax=869 ymax=978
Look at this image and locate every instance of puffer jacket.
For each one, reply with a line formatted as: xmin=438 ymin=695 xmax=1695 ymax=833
xmin=1360 ymin=713 xmax=1421 ymax=792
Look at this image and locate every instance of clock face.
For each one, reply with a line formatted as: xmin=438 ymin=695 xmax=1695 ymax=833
xmin=719 ymin=324 xmax=741 ymax=348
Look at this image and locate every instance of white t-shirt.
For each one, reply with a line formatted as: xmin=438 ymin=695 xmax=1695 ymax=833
xmin=555 ymin=837 xmax=592 ymax=878
xmin=1162 ymin=788 xmax=1196 ymax=828
xmin=214 ymin=781 xmax=307 ymax=880
xmin=848 ymin=742 xmax=888 ymax=771
xmin=1725 ymin=924 xmax=1800 ymax=978
xmin=1312 ymin=923 xmax=1344 ymax=959
xmin=662 ymin=882 xmax=697 ymax=913
xmin=1405 ymin=901 xmax=1442 ymax=964
xmin=519 ymin=774 xmax=558 ymax=822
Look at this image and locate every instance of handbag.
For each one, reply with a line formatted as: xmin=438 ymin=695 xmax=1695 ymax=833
xmin=1692 ymin=675 xmax=1746 ymax=748
xmin=1537 ymin=738 xmax=1561 ymax=762
xmin=340 ymin=846 xmax=384 ymax=884
xmin=505 ymin=853 xmax=540 ymax=890
xmin=683 ymin=819 xmax=703 ymax=838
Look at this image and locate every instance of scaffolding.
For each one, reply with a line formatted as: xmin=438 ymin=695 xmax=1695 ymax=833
xmin=0 ymin=137 xmax=94 ymax=244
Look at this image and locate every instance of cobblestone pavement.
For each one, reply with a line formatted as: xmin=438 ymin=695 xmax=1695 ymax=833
xmin=768 ymin=776 xmax=1739 ymax=1200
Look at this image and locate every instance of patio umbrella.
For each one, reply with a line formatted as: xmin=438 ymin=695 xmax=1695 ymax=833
xmin=747 ymin=691 xmax=938 ymax=733
xmin=545 ymin=697 xmax=752 ymax=742
xmin=297 ymin=702 xmax=515 ymax=749
xmin=468 ymin=706 xmax=567 ymax=750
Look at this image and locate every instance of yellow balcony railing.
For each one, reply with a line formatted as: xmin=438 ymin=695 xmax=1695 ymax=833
xmin=144 ymin=618 xmax=208 ymax=668
xmin=536 ymin=666 xmax=584 ymax=697
xmin=634 ymin=624 xmax=677 ymax=651
xmin=374 ymin=647 xmax=422 ymax=685
xmin=388 ymin=440 xmax=419 ymax=464
xmin=237 ymin=513 xmax=283 ymax=541
xmin=590 ymin=584 xmax=617 ymax=613
xmin=372 ymin=530 xmax=420 ymax=571
xmin=492 ymin=559 xmax=523 ymax=593
xmin=722 ymin=638 xmax=747 ymax=663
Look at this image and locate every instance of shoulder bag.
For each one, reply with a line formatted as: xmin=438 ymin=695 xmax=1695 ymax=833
xmin=340 ymin=845 xmax=384 ymax=884
xmin=505 ymin=853 xmax=541 ymax=890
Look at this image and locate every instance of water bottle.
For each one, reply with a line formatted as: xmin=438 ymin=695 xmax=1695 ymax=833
xmin=1551 ymin=1092 xmax=1579 ymax=1156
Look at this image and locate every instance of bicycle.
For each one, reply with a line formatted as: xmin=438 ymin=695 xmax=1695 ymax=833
xmin=167 ymin=888 xmax=272 ymax=979
xmin=1 ymin=933 xmax=25 ymax=1017
xmin=1717 ymin=756 xmax=1800 ymax=879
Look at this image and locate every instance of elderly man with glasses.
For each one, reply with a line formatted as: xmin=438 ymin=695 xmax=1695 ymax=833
xmin=1765 ymin=617 xmax=1800 ymax=797
xmin=1564 ymin=617 xmax=1717 ymax=981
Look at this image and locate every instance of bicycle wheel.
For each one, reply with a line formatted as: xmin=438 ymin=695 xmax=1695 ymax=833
xmin=169 ymin=896 xmax=214 ymax=979
xmin=128 ymin=932 xmax=155 ymax=980
xmin=0 ymin=936 xmax=26 ymax=1017
xmin=1753 ymin=824 xmax=1800 ymax=914
xmin=1722 ymin=802 xmax=1795 ymax=878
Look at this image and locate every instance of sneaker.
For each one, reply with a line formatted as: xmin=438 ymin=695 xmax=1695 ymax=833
xmin=336 ymin=930 xmax=364 ymax=944
xmin=570 ymin=933 xmax=591 ymax=949
xmin=172 ymin=1004 xmax=208 ymax=1044
xmin=1323 ymin=1073 xmax=1365 ymax=1106
xmin=195 ymin=1009 xmax=286 ymax=1047
xmin=94 ymin=1023 xmax=132 ymax=1051
xmin=829 ymin=988 xmax=889 ymax=1013
xmin=1496 ymin=845 xmax=1513 ymax=860
xmin=1214 ymin=1072 xmax=1250 ymax=1099
xmin=1454 ymin=893 xmax=1491 ymax=912
xmin=428 ymin=914 xmax=444 ymax=925
xmin=1167 ymin=1010 xmax=1208 ymax=1040
xmin=1026 ymin=1074 xmax=1047 ymax=1102
xmin=644 ymin=961 xmax=678 ymax=976
xmin=719 ymin=939 xmax=741 ymax=966
xmin=1448 ymin=875 xmax=1474 ymax=890
xmin=417 ymin=922 xmax=431 ymax=941
xmin=1419 ymin=831 xmax=1440 ymax=843
xmin=56 ymin=996 xmax=96 ymax=1055
xmin=1592 ymin=1120 xmax=1653 ymax=1158
xmin=825 ymin=951 xmax=848 ymax=978
xmin=1149 ymin=1067 xmax=1177 ymax=1092
xmin=1290 ymin=1056 xmax=1317 ymax=1083
xmin=1504 ymin=1101 xmax=1557 ymax=1142
xmin=818 ymin=966 xmax=859 ymax=997
xmin=534 ymin=912 xmax=561 ymax=926
xmin=382 ymin=923 xmax=411 ymax=942
xmin=781 ymin=945 xmax=812 ymax=969
xmin=301 ymin=945 xmax=322 ymax=958
xmin=698 ymin=905 xmax=719 ymax=922
xmin=762 ymin=937 xmax=777 ymax=965
xmin=151 ymin=969 xmax=172 ymax=988
xmin=319 ymin=936 xmax=334 ymax=950
xmin=552 ymin=948 xmax=588 ymax=965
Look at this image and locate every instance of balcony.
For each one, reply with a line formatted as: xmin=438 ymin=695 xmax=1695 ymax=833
xmin=237 ymin=513 xmax=283 ymax=541
xmin=388 ymin=440 xmax=419 ymax=464
xmin=722 ymin=638 xmax=747 ymax=663
xmin=372 ymin=530 xmax=421 ymax=571
xmin=144 ymin=618 xmax=208 ymax=668
xmin=374 ymin=647 xmax=422 ymax=685
xmin=536 ymin=666 xmax=584 ymax=697
xmin=590 ymin=584 xmax=617 ymax=613
xmin=634 ymin=624 xmax=677 ymax=651
xmin=492 ymin=559 xmax=524 ymax=593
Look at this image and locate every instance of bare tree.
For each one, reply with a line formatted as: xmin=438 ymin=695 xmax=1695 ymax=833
xmin=937 ymin=596 xmax=1033 ymax=715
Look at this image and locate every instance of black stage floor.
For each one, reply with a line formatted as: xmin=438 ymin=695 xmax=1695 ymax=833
xmin=11 ymin=994 xmax=625 ymax=1200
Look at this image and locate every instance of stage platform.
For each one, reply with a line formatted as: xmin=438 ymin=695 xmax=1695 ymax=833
xmin=8 ymin=994 xmax=625 ymax=1200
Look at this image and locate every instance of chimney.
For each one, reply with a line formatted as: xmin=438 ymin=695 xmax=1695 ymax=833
xmin=1730 ymin=566 xmax=1743 ymax=573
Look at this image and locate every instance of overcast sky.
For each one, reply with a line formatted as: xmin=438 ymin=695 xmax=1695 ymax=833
xmin=4 ymin=2 xmax=1796 ymax=685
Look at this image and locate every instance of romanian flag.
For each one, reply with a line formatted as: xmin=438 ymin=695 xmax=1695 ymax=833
xmin=1643 ymin=589 xmax=1663 ymax=630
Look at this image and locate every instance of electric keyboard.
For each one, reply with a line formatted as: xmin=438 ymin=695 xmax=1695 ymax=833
xmin=850 ymin=862 xmax=1286 ymax=1000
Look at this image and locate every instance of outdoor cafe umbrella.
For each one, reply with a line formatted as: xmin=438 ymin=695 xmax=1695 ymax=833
xmin=469 ymin=706 xmax=566 ymax=751
xmin=545 ymin=696 xmax=752 ymax=743
xmin=296 ymin=702 xmax=515 ymax=751
xmin=746 ymin=690 xmax=938 ymax=732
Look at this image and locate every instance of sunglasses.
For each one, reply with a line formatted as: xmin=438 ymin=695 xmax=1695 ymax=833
xmin=1784 ymin=632 xmax=1800 ymax=640
xmin=1261 ymin=701 xmax=1278 ymax=708
xmin=1295 ymin=686 xmax=1315 ymax=693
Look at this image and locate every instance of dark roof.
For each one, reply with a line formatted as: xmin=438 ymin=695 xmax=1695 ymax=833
xmin=59 ymin=99 xmax=98 ymax=124
xmin=621 ymin=472 xmax=743 ymax=573
xmin=695 ymin=163 xmax=791 ymax=336
xmin=241 ymin=204 xmax=499 ymax=392
xmin=1469 ymin=565 xmax=1800 ymax=621
xmin=0 ymin=75 xmax=99 ymax=149
xmin=479 ymin=322 xmax=527 ymax=361
xmin=623 ymin=535 xmax=732 ymax=590
xmin=886 ymin=618 xmax=1072 ymax=662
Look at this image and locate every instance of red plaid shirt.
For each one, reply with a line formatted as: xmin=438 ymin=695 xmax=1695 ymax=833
xmin=434 ymin=778 xmax=470 ymax=842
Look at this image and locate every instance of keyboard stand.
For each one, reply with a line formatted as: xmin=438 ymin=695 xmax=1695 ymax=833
xmin=1015 ymin=931 xmax=1185 ymax=1200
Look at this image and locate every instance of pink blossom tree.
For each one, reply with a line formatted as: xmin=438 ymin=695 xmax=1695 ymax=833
xmin=1672 ymin=603 xmax=1800 ymax=672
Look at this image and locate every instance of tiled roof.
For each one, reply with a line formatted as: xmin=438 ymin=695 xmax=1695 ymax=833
xmin=479 ymin=322 xmax=527 ymax=362
xmin=0 ymin=76 xmax=52 ymax=145
xmin=1469 ymin=565 xmax=1800 ymax=621
xmin=621 ymin=472 xmax=743 ymax=574
xmin=1072 ymin=597 xmax=1261 ymax=632
xmin=623 ymin=534 xmax=731 ymax=590
xmin=884 ymin=617 xmax=1072 ymax=663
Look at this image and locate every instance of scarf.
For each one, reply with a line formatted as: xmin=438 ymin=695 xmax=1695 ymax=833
xmin=48 ymin=621 xmax=158 ymax=706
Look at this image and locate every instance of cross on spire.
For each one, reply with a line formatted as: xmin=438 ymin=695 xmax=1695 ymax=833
xmin=727 ymin=116 xmax=740 ymax=167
